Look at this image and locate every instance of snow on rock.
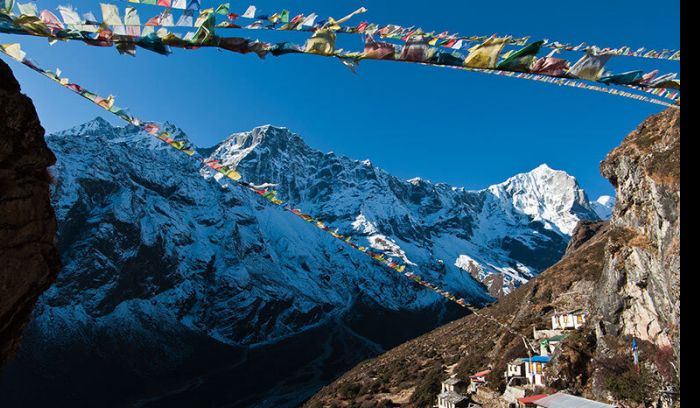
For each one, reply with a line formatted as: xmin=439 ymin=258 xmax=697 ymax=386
xmin=590 ymin=195 xmax=616 ymax=219
xmin=26 ymin=118 xmax=601 ymax=352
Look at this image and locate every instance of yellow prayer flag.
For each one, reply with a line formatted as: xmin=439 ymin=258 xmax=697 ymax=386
xmin=464 ymin=36 xmax=510 ymax=69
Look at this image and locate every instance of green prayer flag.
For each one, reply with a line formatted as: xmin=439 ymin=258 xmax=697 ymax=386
xmin=215 ymin=3 xmax=229 ymax=15
xmin=279 ymin=10 xmax=289 ymax=23
xmin=1 ymin=0 xmax=13 ymax=12
xmin=496 ymin=40 xmax=544 ymax=72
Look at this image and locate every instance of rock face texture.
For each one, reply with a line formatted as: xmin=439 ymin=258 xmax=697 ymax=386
xmin=305 ymin=108 xmax=681 ymax=408
xmin=592 ymin=108 xmax=680 ymax=387
xmin=0 ymin=59 xmax=61 ymax=367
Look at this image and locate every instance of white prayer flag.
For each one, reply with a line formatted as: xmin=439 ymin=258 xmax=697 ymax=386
xmin=242 ymin=5 xmax=255 ymax=19
xmin=100 ymin=3 xmax=123 ymax=26
xmin=17 ymin=2 xmax=37 ymax=16
xmin=58 ymin=5 xmax=81 ymax=25
xmin=301 ymin=12 xmax=317 ymax=27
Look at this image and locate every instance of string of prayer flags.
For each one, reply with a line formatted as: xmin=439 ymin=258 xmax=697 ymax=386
xmin=81 ymin=0 xmax=679 ymax=62
xmin=427 ymin=62 xmax=679 ymax=108
xmin=0 ymin=5 xmax=680 ymax=105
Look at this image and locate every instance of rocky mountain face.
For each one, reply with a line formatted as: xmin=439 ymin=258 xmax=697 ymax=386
xmin=590 ymin=108 xmax=680 ymax=397
xmin=0 ymin=60 xmax=61 ymax=367
xmin=0 ymin=116 xmax=602 ymax=407
xmin=305 ymin=109 xmax=680 ymax=408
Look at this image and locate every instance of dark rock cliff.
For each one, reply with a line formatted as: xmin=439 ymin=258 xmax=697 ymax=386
xmin=0 ymin=59 xmax=61 ymax=367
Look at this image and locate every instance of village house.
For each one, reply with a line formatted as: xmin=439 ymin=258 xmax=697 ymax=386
xmin=551 ymin=309 xmax=586 ymax=330
xmin=506 ymin=359 xmax=527 ymax=381
xmin=533 ymin=392 xmax=616 ymax=408
xmin=468 ymin=369 xmax=491 ymax=393
xmin=524 ymin=355 xmax=551 ymax=386
xmin=437 ymin=377 xmax=470 ymax=408
xmin=505 ymin=356 xmax=551 ymax=386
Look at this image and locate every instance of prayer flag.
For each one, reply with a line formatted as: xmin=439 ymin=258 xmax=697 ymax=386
xmin=464 ymin=36 xmax=510 ymax=68
xmin=304 ymin=28 xmax=336 ymax=55
xmin=175 ymin=10 xmax=193 ymax=26
xmin=399 ymin=33 xmax=429 ymax=62
xmin=301 ymin=12 xmax=317 ymax=27
xmin=215 ymin=3 xmax=229 ymax=15
xmin=0 ymin=43 xmax=25 ymax=61
xmin=568 ymin=49 xmax=614 ymax=80
xmin=39 ymin=9 xmax=64 ymax=30
xmin=160 ymin=8 xmax=175 ymax=26
xmin=599 ymin=70 xmax=644 ymax=85
xmin=363 ymin=34 xmax=395 ymax=60
xmin=100 ymin=3 xmax=123 ymax=26
xmin=242 ymin=5 xmax=255 ymax=19
xmin=496 ymin=40 xmax=543 ymax=72
xmin=279 ymin=9 xmax=289 ymax=23
xmin=17 ymin=2 xmax=37 ymax=17
xmin=57 ymin=5 xmax=81 ymax=25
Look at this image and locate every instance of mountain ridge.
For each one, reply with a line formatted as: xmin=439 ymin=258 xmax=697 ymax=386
xmin=2 ymin=116 xmax=607 ymax=407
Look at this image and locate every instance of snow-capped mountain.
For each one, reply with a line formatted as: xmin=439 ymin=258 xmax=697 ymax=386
xmin=590 ymin=195 xmax=616 ymax=219
xmin=0 ymin=118 xmax=600 ymax=407
xmin=209 ymin=126 xmax=600 ymax=297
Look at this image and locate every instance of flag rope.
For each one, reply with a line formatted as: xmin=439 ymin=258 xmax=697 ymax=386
xmin=82 ymin=0 xmax=680 ymax=61
xmin=0 ymin=24 xmax=681 ymax=105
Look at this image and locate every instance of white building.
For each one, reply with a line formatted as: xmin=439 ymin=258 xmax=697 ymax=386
xmin=551 ymin=310 xmax=586 ymax=330
xmin=437 ymin=378 xmax=470 ymax=408
xmin=505 ymin=356 xmax=551 ymax=387
xmin=468 ymin=369 xmax=491 ymax=393
xmin=524 ymin=356 xmax=551 ymax=386
xmin=506 ymin=359 xmax=527 ymax=380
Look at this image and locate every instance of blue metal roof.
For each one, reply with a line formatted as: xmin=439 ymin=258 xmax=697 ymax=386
xmin=518 ymin=355 xmax=552 ymax=363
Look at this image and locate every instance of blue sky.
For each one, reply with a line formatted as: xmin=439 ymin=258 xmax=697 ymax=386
xmin=1 ymin=0 xmax=679 ymax=198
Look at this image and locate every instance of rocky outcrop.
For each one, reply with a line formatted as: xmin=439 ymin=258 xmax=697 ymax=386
xmin=590 ymin=109 xmax=680 ymax=399
xmin=0 ymin=59 xmax=61 ymax=367
xmin=595 ymin=108 xmax=680 ymax=355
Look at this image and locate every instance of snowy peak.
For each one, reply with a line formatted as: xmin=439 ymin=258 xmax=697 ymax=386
xmin=488 ymin=164 xmax=599 ymax=235
xmin=590 ymin=195 xmax=616 ymax=219
xmin=52 ymin=116 xmax=115 ymax=137
xmin=210 ymin=125 xmax=302 ymax=168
